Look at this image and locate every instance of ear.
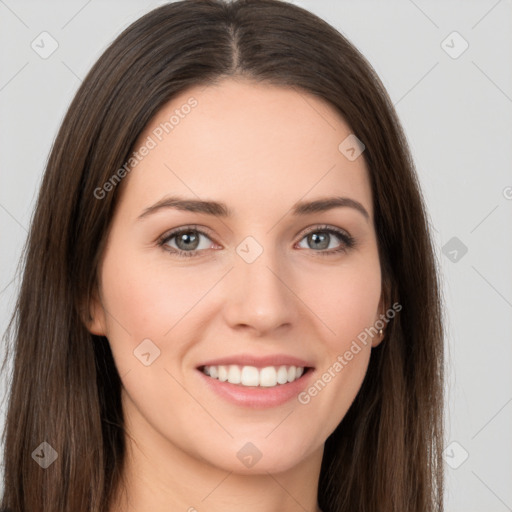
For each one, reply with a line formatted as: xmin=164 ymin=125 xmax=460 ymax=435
xmin=371 ymin=289 xmax=389 ymax=349
xmin=82 ymin=286 xmax=107 ymax=336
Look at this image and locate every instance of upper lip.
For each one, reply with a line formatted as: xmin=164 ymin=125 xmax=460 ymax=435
xmin=197 ymin=354 xmax=315 ymax=369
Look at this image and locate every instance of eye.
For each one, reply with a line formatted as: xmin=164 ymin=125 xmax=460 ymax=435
xmin=296 ymin=225 xmax=355 ymax=256
xmin=157 ymin=224 xmax=356 ymax=258
xmin=158 ymin=226 xmax=216 ymax=258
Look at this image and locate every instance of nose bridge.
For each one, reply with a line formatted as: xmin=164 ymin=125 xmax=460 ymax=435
xmin=223 ymin=234 xmax=297 ymax=333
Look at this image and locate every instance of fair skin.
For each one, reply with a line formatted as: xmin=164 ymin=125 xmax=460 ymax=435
xmin=88 ymin=78 xmax=386 ymax=512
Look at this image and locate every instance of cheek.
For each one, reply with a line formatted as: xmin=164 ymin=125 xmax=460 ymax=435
xmin=294 ymin=258 xmax=380 ymax=436
xmin=301 ymin=253 xmax=382 ymax=350
xmin=101 ymin=248 xmax=205 ymax=331
xmin=98 ymin=245 xmax=210 ymax=375
xmin=101 ymin=240 xmax=381 ymax=361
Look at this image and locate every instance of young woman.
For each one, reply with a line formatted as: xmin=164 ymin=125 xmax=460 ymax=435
xmin=0 ymin=1 xmax=445 ymax=511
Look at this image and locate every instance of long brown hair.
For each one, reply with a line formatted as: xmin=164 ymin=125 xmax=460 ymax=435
xmin=0 ymin=1 xmax=444 ymax=510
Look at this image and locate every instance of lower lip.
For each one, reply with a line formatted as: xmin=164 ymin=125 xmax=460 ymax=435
xmin=196 ymin=368 xmax=314 ymax=408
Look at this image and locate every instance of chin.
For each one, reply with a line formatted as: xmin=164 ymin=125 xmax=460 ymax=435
xmin=198 ymin=436 xmax=318 ymax=476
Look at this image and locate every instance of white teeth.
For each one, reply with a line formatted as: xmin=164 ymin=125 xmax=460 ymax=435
xmin=241 ymin=366 xmax=259 ymax=386
xmin=218 ymin=365 xmax=228 ymax=382
xmin=227 ymin=365 xmax=241 ymax=384
xmin=276 ymin=365 xmax=288 ymax=384
xmin=260 ymin=367 xmax=277 ymax=387
xmin=202 ymin=364 xmax=306 ymax=387
xmin=287 ymin=366 xmax=296 ymax=382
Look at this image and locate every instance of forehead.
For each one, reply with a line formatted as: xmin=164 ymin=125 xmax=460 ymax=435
xmin=120 ymin=78 xmax=373 ymax=220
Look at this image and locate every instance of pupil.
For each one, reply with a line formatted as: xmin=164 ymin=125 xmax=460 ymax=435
xmin=178 ymin=231 xmax=198 ymax=250
xmin=310 ymin=232 xmax=328 ymax=250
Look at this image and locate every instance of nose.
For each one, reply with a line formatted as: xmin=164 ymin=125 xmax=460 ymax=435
xmin=222 ymin=244 xmax=299 ymax=336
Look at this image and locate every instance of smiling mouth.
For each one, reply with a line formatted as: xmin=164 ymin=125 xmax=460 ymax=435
xmin=199 ymin=364 xmax=312 ymax=388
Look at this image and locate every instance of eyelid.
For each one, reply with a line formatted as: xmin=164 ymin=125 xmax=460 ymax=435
xmin=158 ymin=224 xmax=213 ymax=238
xmin=295 ymin=224 xmax=355 ymax=253
xmin=157 ymin=224 xmax=218 ymax=249
xmin=158 ymin=223 xmax=352 ymax=241
xmin=157 ymin=223 xmax=355 ymax=257
xmin=297 ymin=223 xmax=351 ymax=239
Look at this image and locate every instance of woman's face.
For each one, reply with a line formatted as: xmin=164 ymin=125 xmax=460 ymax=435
xmin=89 ymin=78 xmax=384 ymax=475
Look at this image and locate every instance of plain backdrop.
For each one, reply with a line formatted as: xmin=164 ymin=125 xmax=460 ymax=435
xmin=0 ymin=1 xmax=511 ymax=510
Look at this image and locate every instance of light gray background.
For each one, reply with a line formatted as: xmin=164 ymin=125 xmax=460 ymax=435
xmin=1 ymin=1 xmax=511 ymax=510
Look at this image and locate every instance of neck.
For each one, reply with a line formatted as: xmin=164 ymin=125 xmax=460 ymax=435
xmin=110 ymin=447 xmax=324 ymax=512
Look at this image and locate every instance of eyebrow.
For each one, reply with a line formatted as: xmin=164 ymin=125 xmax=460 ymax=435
xmin=137 ymin=195 xmax=370 ymax=222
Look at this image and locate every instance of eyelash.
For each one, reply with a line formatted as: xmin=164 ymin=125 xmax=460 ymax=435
xmin=157 ymin=224 xmax=356 ymax=258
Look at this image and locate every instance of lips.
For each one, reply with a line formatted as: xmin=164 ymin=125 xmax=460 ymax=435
xmin=197 ymin=354 xmax=314 ymax=369
xmin=195 ymin=353 xmax=315 ymax=407
xmin=197 ymin=364 xmax=315 ymax=408
xmin=196 ymin=354 xmax=314 ymax=387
